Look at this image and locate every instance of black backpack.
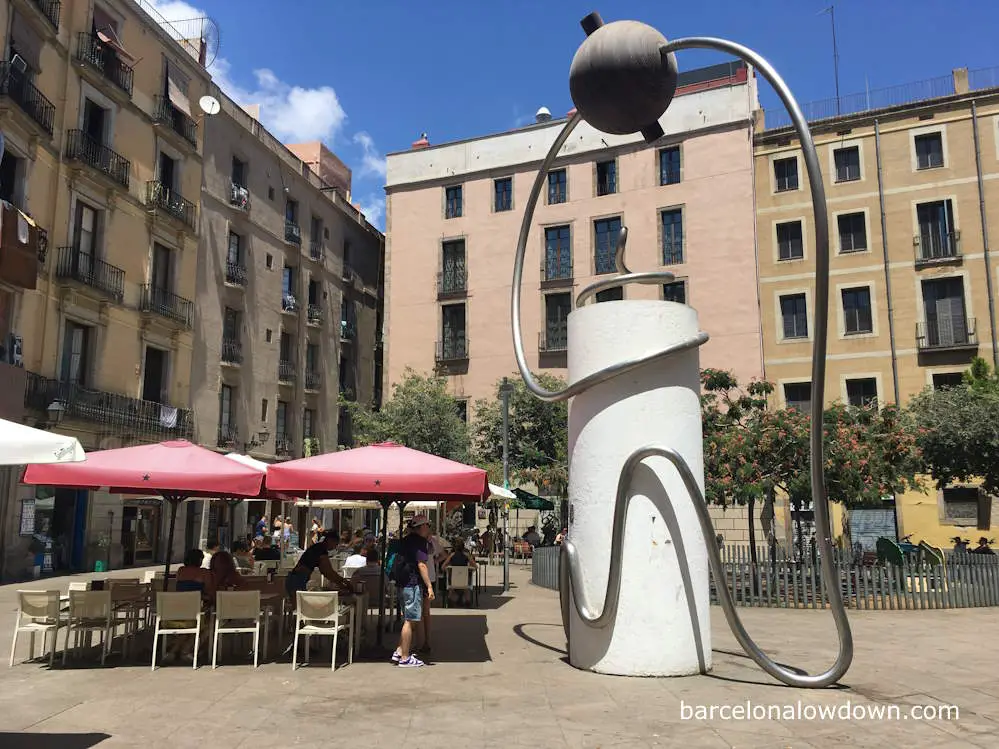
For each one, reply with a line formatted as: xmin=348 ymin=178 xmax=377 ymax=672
xmin=390 ymin=543 xmax=413 ymax=585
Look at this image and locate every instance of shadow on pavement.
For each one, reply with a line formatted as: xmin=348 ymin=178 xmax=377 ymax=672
xmin=423 ymin=613 xmax=491 ymax=663
xmin=0 ymin=733 xmax=111 ymax=749
xmin=513 ymin=622 xmax=568 ymax=657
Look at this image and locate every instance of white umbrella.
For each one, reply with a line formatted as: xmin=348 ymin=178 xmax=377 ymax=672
xmin=489 ymin=483 xmax=516 ymax=500
xmin=0 ymin=418 xmax=84 ymax=465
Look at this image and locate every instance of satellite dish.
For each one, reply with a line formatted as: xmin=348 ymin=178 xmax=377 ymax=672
xmin=198 ymin=95 xmax=221 ymax=116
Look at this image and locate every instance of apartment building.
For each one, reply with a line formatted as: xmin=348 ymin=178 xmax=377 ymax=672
xmin=755 ymin=66 xmax=999 ymax=546
xmin=194 ymin=99 xmax=384 ymax=545
xmin=384 ymin=62 xmax=764 ymax=414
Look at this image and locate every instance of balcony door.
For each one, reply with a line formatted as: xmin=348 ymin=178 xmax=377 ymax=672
xmin=219 ymin=384 xmax=234 ymax=442
xmin=152 ymin=243 xmax=172 ymax=293
xmin=922 ymin=277 xmax=967 ymax=346
xmin=158 ymin=152 xmax=177 ymax=193
xmin=917 ymin=200 xmax=955 ymax=259
xmin=142 ymin=346 xmax=167 ymax=403
xmin=83 ymin=98 xmax=107 ymax=145
xmin=0 ymin=151 xmax=25 ymax=209
xmin=545 ymin=293 xmax=571 ymax=349
xmin=73 ymin=201 xmax=99 ymax=279
xmin=226 ymin=231 xmax=242 ymax=266
xmin=441 ymin=303 xmax=466 ymax=358
xmin=60 ymin=321 xmax=91 ymax=386
xmin=441 ymin=240 xmax=466 ymax=292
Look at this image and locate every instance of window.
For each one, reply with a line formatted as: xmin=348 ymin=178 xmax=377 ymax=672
xmin=838 ymin=212 xmax=867 ymax=253
xmin=226 ymin=231 xmax=243 ymax=265
xmin=916 ymin=199 xmax=958 ymax=260
xmin=595 ymin=287 xmax=623 ymax=303
xmin=306 ymin=342 xmax=319 ymax=371
xmin=445 ymin=185 xmax=462 ymax=218
xmin=441 ymin=303 xmax=467 ymax=359
xmin=454 ymin=399 xmax=468 ymax=422
xmin=548 ymin=169 xmax=567 ymax=204
xmin=544 ymin=292 xmax=571 ymax=350
xmin=921 ymin=277 xmax=970 ymax=347
xmin=60 ymin=321 xmax=92 ymax=386
xmin=663 ymin=280 xmax=687 ymax=304
xmin=158 ymin=152 xmax=177 ymax=192
xmin=82 ymin=98 xmax=108 ymax=145
xmin=285 ymin=199 xmax=298 ymax=224
xmin=932 ymin=372 xmax=964 ymax=390
xmin=0 ymin=152 xmax=26 ymax=209
xmin=310 ymin=215 xmax=322 ymax=242
xmin=276 ymin=401 xmax=289 ymax=439
xmin=279 ymin=331 xmax=293 ymax=362
xmin=846 ymin=378 xmax=878 ymax=408
xmin=282 ymin=265 xmax=296 ymax=309
xmin=661 ymin=208 xmax=683 ymax=265
xmin=596 ymin=160 xmax=616 ymax=196
xmin=231 ymin=156 xmax=246 ymax=188
xmin=494 ymin=178 xmax=512 ymax=212
xmin=544 ymin=225 xmax=571 ymax=281
xmin=223 ymin=307 xmax=240 ymax=341
xmin=73 ymin=200 xmax=100 ymax=261
xmin=594 ymin=217 xmax=622 ymax=274
xmin=142 ymin=346 xmax=168 ymax=402
xmin=780 ymin=293 xmax=808 ymax=339
xmin=441 ymin=239 xmax=466 ymax=294
xmin=151 ymin=243 xmax=172 ymax=292
xmin=834 ymin=146 xmax=860 ymax=182
xmin=776 ymin=221 xmax=804 ymax=261
xmin=219 ymin=384 xmax=235 ymax=440
xmin=307 ymin=278 xmax=320 ymax=305
xmin=941 ymin=487 xmax=980 ymax=526
xmin=303 ymin=408 xmax=315 ymax=439
xmin=842 ymin=287 xmax=873 ymax=335
xmin=915 ymin=132 xmax=944 ymax=169
xmin=261 ymin=398 xmax=269 ymax=421
xmin=659 ymin=146 xmax=681 ymax=185
xmin=774 ymin=157 xmax=799 ymax=192
xmin=784 ymin=382 xmax=812 ymax=412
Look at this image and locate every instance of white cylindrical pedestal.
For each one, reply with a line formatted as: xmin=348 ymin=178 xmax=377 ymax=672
xmin=566 ymin=299 xmax=711 ymax=676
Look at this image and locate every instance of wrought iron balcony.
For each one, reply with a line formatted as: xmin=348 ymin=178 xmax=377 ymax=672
xmin=65 ymin=129 xmax=130 ymax=189
xmin=542 ymin=257 xmax=573 ymax=288
xmin=340 ymin=318 xmax=356 ymax=341
xmin=539 ymin=325 xmax=568 ymax=353
xmin=140 ymin=284 xmax=194 ymax=328
xmin=915 ymin=231 xmax=961 ymax=265
xmin=341 ymin=264 xmax=355 ymax=284
xmin=152 ymin=96 xmax=197 ymax=147
xmin=307 ymin=304 xmax=323 ymax=325
xmin=75 ymin=33 xmax=133 ymax=97
xmin=282 ymin=294 xmax=298 ymax=313
xmin=278 ymin=360 xmax=296 ymax=383
xmin=436 ymin=337 xmax=469 ymax=363
xmin=225 ymin=261 xmax=247 ymax=286
xmin=275 ymin=435 xmax=292 ymax=456
xmin=285 ymin=221 xmax=302 ymax=245
xmin=31 ymin=0 xmax=62 ymax=29
xmin=309 ymin=240 xmax=325 ymax=262
xmin=437 ymin=267 xmax=467 ymax=299
xmin=55 ymin=246 xmax=124 ymax=302
xmin=916 ymin=317 xmax=978 ymax=351
xmin=217 ymin=423 xmax=238 ymax=448
xmin=24 ymin=372 xmax=193 ymax=438
xmin=146 ymin=181 xmax=196 ymax=230
xmin=304 ymin=371 xmax=321 ymax=391
xmin=0 ymin=62 xmax=55 ymax=135
xmin=221 ymin=337 xmax=242 ymax=365
xmin=229 ymin=182 xmax=249 ymax=211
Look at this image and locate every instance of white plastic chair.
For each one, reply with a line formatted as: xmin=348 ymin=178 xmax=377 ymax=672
xmin=292 ymin=591 xmax=353 ymax=671
xmin=212 ymin=591 xmax=262 ymax=669
xmin=446 ymin=566 xmax=473 ymax=607
xmin=9 ymin=590 xmax=62 ymax=668
xmin=63 ymin=590 xmax=113 ymax=665
xmin=151 ymin=592 xmax=203 ymax=670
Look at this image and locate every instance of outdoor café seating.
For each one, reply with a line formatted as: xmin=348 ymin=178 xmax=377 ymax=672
xmin=212 ymin=590 xmax=262 ymax=669
xmin=63 ymin=590 xmax=113 ymax=666
xmin=151 ymin=591 xmax=204 ymax=670
xmin=292 ymin=590 xmax=353 ymax=671
xmin=9 ymin=590 xmax=62 ymax=668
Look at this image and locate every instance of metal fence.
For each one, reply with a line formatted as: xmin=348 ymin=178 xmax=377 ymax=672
xmin=531 ymin=543 xmax=999 ymax=608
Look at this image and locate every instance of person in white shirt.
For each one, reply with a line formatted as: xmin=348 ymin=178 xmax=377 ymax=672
xmin=202 ymin=538 xmax=220 ymax=569
xmin=342 ymin=541 xmax=368 ymax=571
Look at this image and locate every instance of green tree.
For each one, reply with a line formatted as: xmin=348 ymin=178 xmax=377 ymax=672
xmin=341 ymin=368 xmax=471 ymax=462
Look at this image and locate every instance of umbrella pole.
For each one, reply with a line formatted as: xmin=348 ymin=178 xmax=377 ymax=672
xmin=162 ymin=496 xmax=181 ymax=592
xmin=376 ymin=499 xmax=390 ymax=649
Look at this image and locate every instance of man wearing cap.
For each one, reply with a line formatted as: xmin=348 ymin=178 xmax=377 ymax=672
xmin=393 ymin=515 xmax=434 ymax=668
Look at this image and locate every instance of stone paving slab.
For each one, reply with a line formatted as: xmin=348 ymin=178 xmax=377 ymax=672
xmin=0 ymin=564 xmax=996 ymax=747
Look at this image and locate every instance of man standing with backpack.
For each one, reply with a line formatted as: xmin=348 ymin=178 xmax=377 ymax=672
xmin=392 ymin=515 xmax=434 ymax=668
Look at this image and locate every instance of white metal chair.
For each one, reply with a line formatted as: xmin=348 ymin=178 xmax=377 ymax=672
xmin=446 ymin=566 xmax=474 ymax=607
xmin=212 ymin=590 xmax=262 ymax=669
xmin=9 ymin=590 xmax=62 ymax=668
xmin=151 ymin=592 xmax=204 ymax=670
xmin=292 ymin=591 xmax=353 ymax=671
xmin=62 ymin=590 xmax=113 ymax=666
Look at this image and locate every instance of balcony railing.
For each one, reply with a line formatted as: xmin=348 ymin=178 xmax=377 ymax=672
xmin=539 ymin=325 xmax=568 ymax=353
xmin=0 ymin=63 xmax=55 ymax=135
xmin=436 ymin=337 xmax=468 ymax=363
xmin=229 ymin=182 xmax=249 ymax=211
xmin=340 ymin=318 xmax=356 ymax=341
xmin=75 ymin=33 xmax=133 ymax=97
xmin=915 ymin=231 xmax=961 ymax=264
xmin=542 ymin=257 xmax=573 ymax=287
xmin=32 ymin=0 xmax=62 ymax=29
xmin=55 ymin=246 xmax=124 ymax=302
xmin=304 ymin=371 xmax=321 ymax=391
xmin=307 ymin=304 xmax=323 ymax=325
xmin=65 ymin=129 xmax=130 ymax=189
xmin=309 ymin=240 xmax=325 ymax=262
xmin=437 ymin=267 xmax=467 ymax=298
xmin=24 ymin=372 xmax=193 ymax=438
xmin=282 ymin=294 xmax=298 ymax=313
xmin=916 ymin=317 xmax=978 ymax=351
xmin=275 ymin=435 xmax=292 ymax=456
xmin=285 ymin=221 xmax=301 ymax=245
xmin=146 ymin=181 xmax=197 ymax=229
xmin=217 ymin=423 xmax=238 ymax=448
xmin=341 ymin=265 xmax=355 ymax=284
xmin=140 ymin=284 xmax=193 ymax=328
xmin=225 ymin=261 xmax=247 ymax=286
xmin=278 ymin=360 xmax=296 ymax=383
xmin=152 ymin=96 xmax=197 ymax=147
xmin=221 ymin=337 xmax=242 ymax=365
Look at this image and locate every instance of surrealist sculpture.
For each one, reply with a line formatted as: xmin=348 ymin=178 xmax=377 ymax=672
xmin=509 ymin=12 xmax=853 ymax=687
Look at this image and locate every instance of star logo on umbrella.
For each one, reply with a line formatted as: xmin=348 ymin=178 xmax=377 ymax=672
xmin=142 ymin=474 xmax=150 ymax=481
xmin=374 ymin=479 xmax=381 ymax=486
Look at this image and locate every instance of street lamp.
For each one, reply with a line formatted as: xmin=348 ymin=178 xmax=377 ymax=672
xmin=498 ymin=376 xmax=514 ymax=592
xmin=37 ymin=400 xmax=65 ymax=430
xmin=243 ymin=429 xmax=271 ymax=452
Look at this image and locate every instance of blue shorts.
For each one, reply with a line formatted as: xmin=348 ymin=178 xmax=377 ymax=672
xmin=400 ymin=585 xmax=423 ymax=622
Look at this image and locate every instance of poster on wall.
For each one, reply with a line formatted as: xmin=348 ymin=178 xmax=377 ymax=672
xmin=18 ymin=498 xmax=34 ymax=536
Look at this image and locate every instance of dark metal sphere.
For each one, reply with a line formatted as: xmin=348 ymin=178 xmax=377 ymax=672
xmin=568 ymin=20 xmax=678 ymax=137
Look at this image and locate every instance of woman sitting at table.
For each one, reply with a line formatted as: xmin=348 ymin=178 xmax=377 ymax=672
xmin=166 ymin=549 xmax=215 ymax=661
xmin=441 ymin=539 xmax=476 ymax=606
xmin=210 ymin=549 xmax=246 ymax=594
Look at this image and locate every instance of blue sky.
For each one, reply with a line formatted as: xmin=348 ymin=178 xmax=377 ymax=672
xmin=147 ymin=1 xmax=999 ymax=230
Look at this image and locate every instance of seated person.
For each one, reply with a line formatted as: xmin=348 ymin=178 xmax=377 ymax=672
xmin=210 ymin=549 xmax=245 ymax=594
xmin=232 ymin=540 xmax=254 ymax=571
xmin=167 ymin=549 xmax=215 ymax=661
xmin=352 ymin=546 xmax=388 ymax=588
xmin=523 ymin=526 xmax=542 ymax=547
xmin=252 ymin=535 xmax=281 ymax=561
xmin=441 ymin=539 xmax=476 ymax=606
xmin=342 ymin=541 xmax=368 ymax=571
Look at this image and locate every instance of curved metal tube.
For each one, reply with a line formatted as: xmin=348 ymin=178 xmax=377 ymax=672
xmin=512 ymin=35 xmax=853 ymax=688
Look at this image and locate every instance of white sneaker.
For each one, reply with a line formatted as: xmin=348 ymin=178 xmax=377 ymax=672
xmin=391 ymin=650 xmax=401 ymax=663
xmin=398 ymin=655 xmax=424 ymax=668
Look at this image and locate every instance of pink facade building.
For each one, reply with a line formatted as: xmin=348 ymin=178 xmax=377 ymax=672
xmin=383 ymin=62 xmax=764 ymax=415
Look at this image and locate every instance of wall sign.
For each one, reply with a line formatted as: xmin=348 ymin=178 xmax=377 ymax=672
xmin=18 ymin=498 xmax=34 ymax=536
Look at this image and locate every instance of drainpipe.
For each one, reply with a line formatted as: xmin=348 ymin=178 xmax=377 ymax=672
xmin=971 ymin=101 xmax=999 ymax=369
xmin=874 ymin=120 xmax=901 ymax=405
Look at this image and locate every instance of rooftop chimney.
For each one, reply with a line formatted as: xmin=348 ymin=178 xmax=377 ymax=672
xmin=535 ymin=106 xmax=552 ymax=123
xmin=411 ymin=132 xmax=430 ymax=150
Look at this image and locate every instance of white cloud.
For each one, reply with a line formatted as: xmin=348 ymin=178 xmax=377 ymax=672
xmin=353 ymin=132 xmax=386 ymax=179
xmin=357 ymin=194 xmax=385 ymax=229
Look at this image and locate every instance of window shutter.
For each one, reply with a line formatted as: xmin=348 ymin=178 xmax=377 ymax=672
xmin=166 ymin=61 xmax=193 ymax=117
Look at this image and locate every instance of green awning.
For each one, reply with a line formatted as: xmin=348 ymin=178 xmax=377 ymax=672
xmin=512 ymin=488 xmax=554 ymax=511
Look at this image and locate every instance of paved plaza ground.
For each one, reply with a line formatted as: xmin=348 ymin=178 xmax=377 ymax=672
xmin=0 ymin=562 xmax=996 ymax=748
